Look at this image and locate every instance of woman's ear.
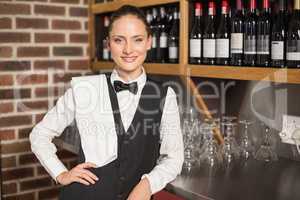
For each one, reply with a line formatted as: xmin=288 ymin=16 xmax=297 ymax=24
xmin=146 ymin=35 xmax=152 ymax=50
xmin=106 ymin=37 xmax=110 ymax=50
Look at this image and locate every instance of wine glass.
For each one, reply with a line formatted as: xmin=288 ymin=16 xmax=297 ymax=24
xmin=221 ymin=115 xmax=238 ymax=136
xmin=239 ymin=119 xmax=255 ymax=160
xmin=182 ymin=107 xmax=199 ymax=171
xmin=199 ymin=118 xmax=222 ymax=170
xmin=254 ymin=123 xmax=278 ymax=162
xmin=220 ymin=122 xmax=241 ymax=166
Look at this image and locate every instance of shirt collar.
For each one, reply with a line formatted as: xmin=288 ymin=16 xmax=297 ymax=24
xmin=110 ymin=66 xmax=147 ymax=93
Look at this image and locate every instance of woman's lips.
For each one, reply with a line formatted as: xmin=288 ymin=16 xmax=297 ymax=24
xmin=121 ymin=56 xmax=138 ymax=63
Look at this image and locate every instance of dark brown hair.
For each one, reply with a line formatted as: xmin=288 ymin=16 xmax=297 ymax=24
xmin=108 ymin=5 xmax=151 ymax=37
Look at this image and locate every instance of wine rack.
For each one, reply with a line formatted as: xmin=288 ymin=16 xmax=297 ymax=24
xmin=89 ymin=0 xmax=300 ymax=84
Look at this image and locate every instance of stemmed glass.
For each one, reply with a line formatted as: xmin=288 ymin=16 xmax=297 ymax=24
xmin=182 ymin=107 xmax=199 ymax=171
xmin=221 ymin=116 xmax=238 ymax=135
xmin=239 ymin=120 xmax=255 ymax=160
xmin=220 ymin=122 xmax=241 ymax=166
xmin=199 ymin=118 xmax=222 ymax=170
xmin=254 ymin=123 xmax=278 ymax=162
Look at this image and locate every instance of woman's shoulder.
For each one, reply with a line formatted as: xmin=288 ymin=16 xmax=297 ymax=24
xmin=70 ymin=73 xmax=107 ymax=85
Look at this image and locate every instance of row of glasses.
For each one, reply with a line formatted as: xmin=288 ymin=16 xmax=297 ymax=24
xmin=220 ymin=117 xmax=278 ymax=163
xmin=181 ymin=107 xmax=279 ymax=172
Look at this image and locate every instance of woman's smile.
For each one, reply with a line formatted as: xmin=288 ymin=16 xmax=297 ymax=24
xmin=121 ymin=56 xmax=138 ymax=63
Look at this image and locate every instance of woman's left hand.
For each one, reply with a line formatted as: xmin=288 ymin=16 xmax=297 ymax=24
xmin=127 ymin=177 xmax=151 ymax=200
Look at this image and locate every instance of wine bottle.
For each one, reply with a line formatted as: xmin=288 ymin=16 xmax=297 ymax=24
xmin=102 ymin=15 xmax=110 ymax=61
xmin=157 ymin=7 xmax=168 ymax=63
xmin=146 ymin=9 xmax=153 ymax=62
xmin=216 ymin=0 xmax=230 ymax=65
xmin=150 ymin=8 xmax=159 ymax=63
xmin=257 ymin=0 xmax=272 ymax=67
xmin=203 ymin=1 xmax=216 ymax=65
xmin=168 ymin=7 xmax=180 ymax=63
xmin=243 ymin=0 xmax=257 ymax=66
xmin=189 ymin=2 xmax=203 ymax=64
xmin=286 ymin=0 xmax=300 ymax=68
xmin=230 ymin=0 xmax=244 ymax=66
xmin=166 ymin=7 xmax=174 ymax=32
xmin=271 ymin=0 xmax=286 ymax=68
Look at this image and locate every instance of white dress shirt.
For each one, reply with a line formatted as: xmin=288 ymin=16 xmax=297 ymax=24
xmin=29 ymin=68 xmax=184 ymax=194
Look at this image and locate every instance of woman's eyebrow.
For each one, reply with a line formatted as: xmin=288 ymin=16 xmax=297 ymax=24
xmin=111 ymin=35 xmax=145 ymax=39
xmin=132 ymin=35 xmax=145 ymax=38
xmin=111 ymin=35 xmax=125 ymax=39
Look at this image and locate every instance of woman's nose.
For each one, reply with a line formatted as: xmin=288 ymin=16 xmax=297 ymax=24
xmin=123 ymin=42 xmax=133 ymax=54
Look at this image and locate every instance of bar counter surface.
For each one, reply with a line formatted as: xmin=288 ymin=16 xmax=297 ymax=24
xmin=166 ymin=158 xmax=300 ymax=200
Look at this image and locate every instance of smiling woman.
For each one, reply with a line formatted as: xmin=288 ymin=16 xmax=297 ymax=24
xmin=29 ymin=4 xmax=183 ymax=200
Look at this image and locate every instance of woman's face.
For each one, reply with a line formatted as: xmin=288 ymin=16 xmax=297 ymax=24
xmin=108 ymin=14 xmax=151 ymax=78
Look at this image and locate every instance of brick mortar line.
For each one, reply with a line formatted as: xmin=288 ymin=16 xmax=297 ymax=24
xmin=11 ymin=16 xmax=88 ymax=22
xmin=1 ymin=1 xmax=87 ymax=7
xmin=2 ymin=158 xmax=77 ymax=172
xmin=0 ymin=82 xmax=71 ymax=89
xmin=0 ymin=29 xmax=88 ymax=33
xmin=0 ymin=69 xmax=89 ymax=76
xmin=0 ymin=71 xmax=86 ymax=76
xmin=0 ymin=55 xmax=89 ymax=61
xmin=0 ymin=126 xmax=33 ymax=133
xmin=0 ymin=42 xmax=88 ymax=46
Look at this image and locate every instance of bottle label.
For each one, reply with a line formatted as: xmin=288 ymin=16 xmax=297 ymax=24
xmin=195 ymin=9 xmax=201 ymax=17
xmin=244 ymin=36 xmax=256 ymax=54
xmin=208 ymin=8 xmax=215 ymax=15
xmin=287 ymin=40 xmax=300 ymax=61
xmin=152 ymin=36 xmax=157 ymax=48
xmin=203 ymin=39 xmax=216 ymax=58
xmin=169 ymin=47 xmax=178 ymax=59
xmin=103 ymin=48 xmax=109 ymax=60
xmin=271 ymin=41 xmax=284 ymax=60
xmin=160 ymin=33 xmax=168 ymax=48
xmin=216 ymin=39 xmax=229 ymax=58
xmin=287 ymin=53 xmax=300 ymax=61
xmin=190 ymin=39 xmax=201 ymax=58
xmin=231 ymin=33 xmax=243 ymax=54
xmin=257 ymin=35 xmax=270 ymax=55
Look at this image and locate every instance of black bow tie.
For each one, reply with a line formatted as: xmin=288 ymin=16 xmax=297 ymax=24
xmin=113 ymin=80 xmax=138 ymax=94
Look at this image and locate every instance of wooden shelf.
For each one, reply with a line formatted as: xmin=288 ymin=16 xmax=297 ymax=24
xmin=187 ymin=65 xmax=300 ymax=84
xmin=92 ymin=0 xmax=179 ymax=14
xmin=92 ymin=62 xmax=300 ymax=84
xmin=92 ymin=61 xmax=183 ymax=75
xmin=144 ymin=63 xmax=183 ymax=75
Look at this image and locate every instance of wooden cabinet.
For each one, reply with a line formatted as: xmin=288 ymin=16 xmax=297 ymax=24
xmin=88 ymin=0 xmax=300 ymax=84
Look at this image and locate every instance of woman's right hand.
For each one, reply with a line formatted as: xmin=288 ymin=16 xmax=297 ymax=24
xmin=56 ymin=162 xmax=99 ymax=186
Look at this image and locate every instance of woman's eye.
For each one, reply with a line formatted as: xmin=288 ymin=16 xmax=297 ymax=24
xmin=135 ymin=38 xmax=143 ymax=42
xmin=114 ymin=38 xmax=122 ymax=43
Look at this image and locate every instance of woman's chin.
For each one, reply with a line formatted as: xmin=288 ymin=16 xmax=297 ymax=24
xmin=117 ymin=62 xmax=142 ymax=72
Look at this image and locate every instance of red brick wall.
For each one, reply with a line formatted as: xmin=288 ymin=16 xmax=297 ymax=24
xmin=0 ymin=0 xmax=90 ymax=199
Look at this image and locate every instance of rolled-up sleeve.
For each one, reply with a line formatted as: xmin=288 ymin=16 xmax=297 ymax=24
xmin=142 ymin=87 xmax=184 ymax=194
xmin=29 ymin=86 xmax=76 ymax=181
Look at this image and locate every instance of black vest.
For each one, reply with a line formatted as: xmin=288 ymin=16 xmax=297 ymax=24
xmin=59 ymin=74 xmax=168 ymax=200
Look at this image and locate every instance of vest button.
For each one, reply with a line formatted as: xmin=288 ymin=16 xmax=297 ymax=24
xmin=119 ymin=176 xmax=126 ymax=181
xmin=123 ymin=140 xmax=129 ymax=144
xmin=117 ymin=193 xmax=123 ymax=198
